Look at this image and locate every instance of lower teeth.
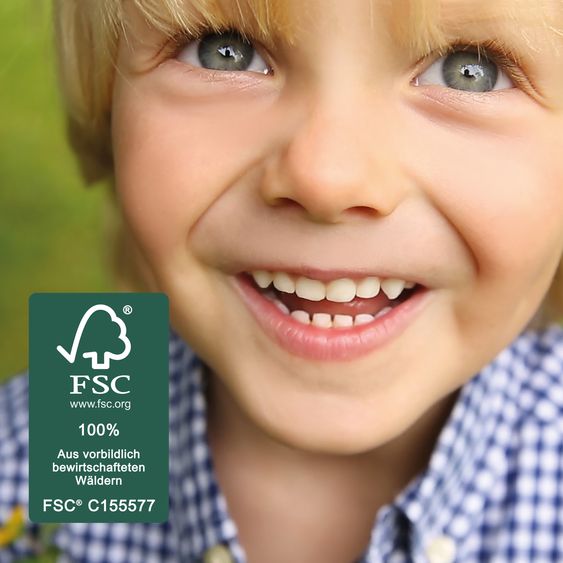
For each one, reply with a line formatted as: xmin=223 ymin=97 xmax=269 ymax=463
xmin=260 ymin=283 xmax=403 ymax=328
xmin=272 ymin=299 xmax=393 ymax=328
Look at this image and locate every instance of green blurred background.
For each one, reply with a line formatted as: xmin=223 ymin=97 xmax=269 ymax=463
xmin=0 ymin=0 xmax=113 ymax=382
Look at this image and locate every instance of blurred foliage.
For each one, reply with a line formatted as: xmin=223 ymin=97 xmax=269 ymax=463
xmin=0 ymin=0 xmax=113 ymax=381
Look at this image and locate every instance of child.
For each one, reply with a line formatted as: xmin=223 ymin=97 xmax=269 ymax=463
xmin=2 ymin=0 xmax=563 ymax=561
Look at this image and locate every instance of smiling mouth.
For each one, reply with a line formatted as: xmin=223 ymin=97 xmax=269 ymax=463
xmin=233 ymin=269 xmax=429 ymax=360
xmin=246 ymin=270 xmax=421 ymax=329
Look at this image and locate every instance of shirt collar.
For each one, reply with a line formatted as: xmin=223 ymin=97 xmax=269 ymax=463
xmin=384 ymin=329 xmax=556 ymax=561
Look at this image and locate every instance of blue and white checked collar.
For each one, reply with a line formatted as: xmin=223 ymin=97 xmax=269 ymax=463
xmin=370 ymin=327 xmax=563 ymax=562
xmin=1 ymin=326 xmax=562 ymax=562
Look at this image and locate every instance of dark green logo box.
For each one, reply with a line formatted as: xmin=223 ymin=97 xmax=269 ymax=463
xmin=29 ymin=293 xmax=169 ymax=523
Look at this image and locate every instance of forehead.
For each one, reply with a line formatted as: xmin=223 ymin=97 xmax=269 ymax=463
xmin=124 ymin=0 xmax=563 ymax=52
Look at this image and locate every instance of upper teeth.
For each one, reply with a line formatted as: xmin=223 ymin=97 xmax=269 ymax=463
xmin=251 ymin=271 xmax=414 ymax=301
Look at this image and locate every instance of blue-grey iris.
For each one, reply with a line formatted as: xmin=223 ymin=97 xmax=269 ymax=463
xmin=198 ymin=32 xmax=255 ymax=71
xmin=442 ymin=51 xmax=499 ymax=92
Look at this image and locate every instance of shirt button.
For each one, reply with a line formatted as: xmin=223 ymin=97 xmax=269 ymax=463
xmin=203 ymin=544 xmax=234 ymax=563
xmin=425 ymin=535 xmax=456 ymax=563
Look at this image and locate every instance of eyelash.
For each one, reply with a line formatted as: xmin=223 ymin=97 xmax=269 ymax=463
xmin=159 ymin=30 xmax=531 ymax=92
xmin=159 ymin=28 xmax=270 ymax=65
xmin=420 ymin=39 xmax=531 ymax=91
xmin=157 ymin=30 xmax=199 ymax=59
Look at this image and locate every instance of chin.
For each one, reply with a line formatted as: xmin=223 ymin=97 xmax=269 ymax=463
xmin=239 ymin=381 xmax=424 ymax=456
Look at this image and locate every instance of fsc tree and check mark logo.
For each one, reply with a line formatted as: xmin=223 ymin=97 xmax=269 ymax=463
xmin=56 ymin=304 xmax=132 ymax=370
xmin=54 ymin=303 xmax=134 ymax=396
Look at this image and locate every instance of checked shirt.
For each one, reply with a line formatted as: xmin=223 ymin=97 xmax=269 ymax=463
xmin=1 ymin=326 xmax=563 ymax=562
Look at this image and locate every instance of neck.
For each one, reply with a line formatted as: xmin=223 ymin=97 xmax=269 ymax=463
xmin=206 ymin=373 xmax=456 ymax=563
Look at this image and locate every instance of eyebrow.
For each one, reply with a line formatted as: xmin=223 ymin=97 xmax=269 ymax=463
xmin=389 ymin=0 xmax=563 ymax=55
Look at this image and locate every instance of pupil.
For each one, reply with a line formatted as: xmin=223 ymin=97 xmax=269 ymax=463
xmin=461 ymin=64 xmax=484 ymax=80
xmin=198 ymin=32 xmax=255 ymax=71
xmin=442 ymin=51 xmax=498 ymax=92
xmin=219 ymin=46 xmax=236 ymax=60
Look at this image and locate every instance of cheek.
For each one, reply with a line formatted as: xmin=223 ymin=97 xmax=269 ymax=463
xmin=112 ymin=102 xmax=208 ymax=258
xmin=110 ymin=76 xmax=276 ymax=262
xmin=411 ymin=121 xmax=563 ymax=283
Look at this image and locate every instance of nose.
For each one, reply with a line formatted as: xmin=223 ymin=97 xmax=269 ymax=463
xmin=260 ymin=91 xmax=407 ymax=224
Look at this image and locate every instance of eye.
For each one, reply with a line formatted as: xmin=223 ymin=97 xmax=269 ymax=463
xmin=176 ymin=31 xmax=271 ymax=74
xmin=415 ymin=49 xmax=514 ymax=92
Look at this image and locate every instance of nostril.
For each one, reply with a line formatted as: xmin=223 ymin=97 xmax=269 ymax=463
xmin=270 ymin=197 xmax=302 ymax=209
xmin=267 ymin=200 xmax=380 ymax=221
xmin=344 ymin=206 xmax=380 ymax=219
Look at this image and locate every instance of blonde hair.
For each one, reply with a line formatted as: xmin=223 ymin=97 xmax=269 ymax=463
xmin=52 ymin=0 xmax=563 ymax=319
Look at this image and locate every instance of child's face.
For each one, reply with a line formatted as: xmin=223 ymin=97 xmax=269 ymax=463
xmin=112 ymin=0 xmax=563 ymax=453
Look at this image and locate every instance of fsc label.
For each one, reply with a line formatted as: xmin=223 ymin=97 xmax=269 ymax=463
xmin=29 ymin=293 xmax=169 ymax=523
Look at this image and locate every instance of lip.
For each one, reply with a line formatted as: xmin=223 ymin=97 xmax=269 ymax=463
xmin=232 ymin=274 xmax=432 ymax=361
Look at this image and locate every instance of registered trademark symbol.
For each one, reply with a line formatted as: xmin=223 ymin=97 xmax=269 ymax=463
xmin=123 ymin=305 xmax=133 ymax=315
xmin=76 ymin=499 xmax=83 ymax=506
